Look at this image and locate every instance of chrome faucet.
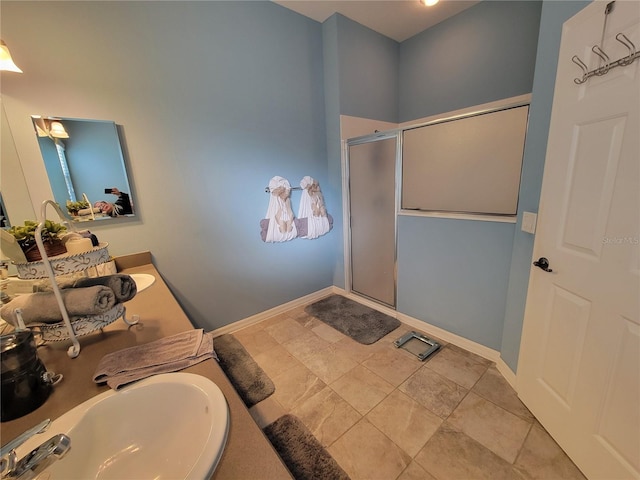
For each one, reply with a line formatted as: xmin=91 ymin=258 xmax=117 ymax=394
xmin=0 ymin=419 xmax=70 ymax=479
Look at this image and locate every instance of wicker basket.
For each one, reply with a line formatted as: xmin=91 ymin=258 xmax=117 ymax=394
xmin=20 ymin=238 xmax=67 ymax=262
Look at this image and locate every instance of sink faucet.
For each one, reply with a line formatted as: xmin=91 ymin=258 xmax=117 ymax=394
xmin=0 ymin=419 xmax=71 ymax=479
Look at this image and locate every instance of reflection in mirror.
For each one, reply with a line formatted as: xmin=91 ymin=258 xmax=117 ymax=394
xmin=0 ymin=192 xmax=9 ymax=227
xmin=2 ymin=103 xmax=35 ymax=227
xmin=31 ymin=116 xmax=134 ymax=222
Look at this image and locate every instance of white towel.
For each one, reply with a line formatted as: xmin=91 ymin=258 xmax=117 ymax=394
xmin=297 ymin=176 xmax=330 ymax=239
xmin=265 ymin=176 xmax=298 ymax=242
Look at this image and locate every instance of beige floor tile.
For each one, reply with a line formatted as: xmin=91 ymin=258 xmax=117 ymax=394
xmin=381 ymin=324 xmax=412 ymax=343
xmin=257 ymin=312 xmax=292 ymax=329
xmin=362 ymin=347 xmax=423 ymax=387
xmin=514 ymin=424 xmax=587 ymax=480
xmin=299 ymin=345 xmax=358 ymax=384
xmin=253 ymin=344 xmax=299 ymax=378
xmin=292 ymin=311 xmax=324 ymax=329
xmin=271 ymin=362 xmax=326 ymax=411
xmin=282 ymin=330 xmax=332 ymax=363
xmin=397 ymin=461 xmax=438 ymax=480
xmin=332 ymin=337 xmax=381 ymax=364
xmin=414 ymin=423 xmax=521 ymax=480
xmin=291 ymin=386 xmax=361 ymax=447
xmin=425 ymin=345 xmax=489 ymax=389
xmin=366 ymin=389 xmax=442 ymax=457
xmin=448 ymin=392 xmax=532 ymax=463
xmin=311 ymin=322 xmax=348 ymax=343
xmin=252 ymin=302 xmax=585 ymax=480
xmin=248 ymin=396 xmax=286 ymax=429
xmin=284 ymin=304 xmax=308 ymax=318
xmin=264 ymin=317 xmax=309 ymax=343
xmin=399 ymin=367 xmax=468 ymax=418
xmin=232 ymin=328 xmax=280 ymax=357
xmin=446 ymin=343 xmax=492 ymax=366
xmin=331 ymin=364 xmax=395 ymax=415
xmin=328 ymin=418 xmax=412 ymax=480
xmin=473 ymin=366 xmax=535 ymax=422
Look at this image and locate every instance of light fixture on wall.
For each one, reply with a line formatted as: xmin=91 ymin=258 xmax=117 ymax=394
xmin=419 ymin=0 xmax=439 ymax=6
xmin=49 ymin=121 xmax=69 ymax=139
xmin=0 ymin=40 xmax=23 ymax=73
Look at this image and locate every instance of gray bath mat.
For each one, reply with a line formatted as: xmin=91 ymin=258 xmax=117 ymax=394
xmin=305 ymin=295 xmax=400 ymax=345
xmin=264 ymin=414 xmax=350 ymax=480
xmin=214 ymin=334 xmax=275 ymax=407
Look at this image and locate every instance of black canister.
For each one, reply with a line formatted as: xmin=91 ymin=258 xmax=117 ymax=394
xmin=1 ymin=331 xmax=52 ymax=422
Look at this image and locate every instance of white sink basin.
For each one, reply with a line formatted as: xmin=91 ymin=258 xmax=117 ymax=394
xmin=129 ymin=273 xmax=155 ymax=293
xmin=16 ymin=373 xmax=229 ymax=479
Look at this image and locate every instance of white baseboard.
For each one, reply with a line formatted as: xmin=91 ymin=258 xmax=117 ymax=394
xmin=394 ymin=312 xmax=501 ymax=364
xmin=213 ymin=286 xmax=518 ymax=388
xmin=210 ymin=287 xmax=334 ymax=336
xmin=495 ymin=357 xmax=517 ymax=389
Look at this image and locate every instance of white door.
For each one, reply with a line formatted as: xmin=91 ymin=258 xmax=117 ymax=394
xmin=517 ymin=2 xmax=640 ymax=479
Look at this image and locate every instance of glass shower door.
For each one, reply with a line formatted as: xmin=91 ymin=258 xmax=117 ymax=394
xmin=347 ymin=134 xmax=397 ymax=308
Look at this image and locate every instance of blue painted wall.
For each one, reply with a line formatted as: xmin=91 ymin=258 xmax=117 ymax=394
xmin=2 ymin=1 xmax=334 ymax=330
xmin=64 ymin=120 xmax=129 ymax=207
xmin=4 ymin=0 xmax=591 ymax=369
xmin=322 ymin=14 xmax=400 ymax=288
xmin=501 ymin=0 xmax=591 ymax=371
xmin=397 ymin=216 xmax=515 ymax=349
xmin=399 ymin=1 xmax=542 ymax=122
xmin=320 ymin=2 xmax=538 ymax=353
xmin=393 ymin=1 xmax=542 ymax=351
xmin=333 ymin=15 xmax=399 ymax=123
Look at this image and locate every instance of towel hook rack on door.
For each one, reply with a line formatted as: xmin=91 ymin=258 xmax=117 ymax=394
xmin=572 ymin=32 xmax=639 ymax=84
xmin=571 ymin=0 xmax=639 ymax=85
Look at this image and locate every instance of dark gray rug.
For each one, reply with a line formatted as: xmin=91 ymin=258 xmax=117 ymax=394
xmin=305 ymin=295 xmax=400 ymax=345
xmin=264 ymin=414 xmax=350 ymax=480
xmin=214 ymin=334 xmax=275 ymax=407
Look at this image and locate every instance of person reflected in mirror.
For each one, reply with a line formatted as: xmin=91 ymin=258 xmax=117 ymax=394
xmin=94 ymin=188 xmax=133 ymax=217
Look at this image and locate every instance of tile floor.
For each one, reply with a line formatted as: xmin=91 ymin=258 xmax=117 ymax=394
xmin=233 ymin=302 xmax=587 ymax=480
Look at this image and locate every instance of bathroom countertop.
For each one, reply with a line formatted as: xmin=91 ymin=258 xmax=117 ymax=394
xmin=0 ymin=258 xmax=292 ymax=480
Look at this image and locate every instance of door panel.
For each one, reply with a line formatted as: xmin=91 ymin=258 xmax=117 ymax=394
xmin=348 ymin=136 xmax=397 ymax=307
xmin=517 ymin=2 xmax=639 ymax=479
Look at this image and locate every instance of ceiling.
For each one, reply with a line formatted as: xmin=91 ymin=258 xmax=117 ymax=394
xmin=273 ymin=0 xmax=481 ymax=42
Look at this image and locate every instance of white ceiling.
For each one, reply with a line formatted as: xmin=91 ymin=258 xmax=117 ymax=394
xmin=273 ymin=0 xmax=481 ymax=42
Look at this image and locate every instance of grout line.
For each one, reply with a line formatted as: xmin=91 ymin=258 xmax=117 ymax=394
xmin=237 ymin=301 xmax=532 ymax=477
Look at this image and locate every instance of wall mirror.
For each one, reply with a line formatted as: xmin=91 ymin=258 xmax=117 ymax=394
xmin=31 ymin=116 xmax=134 ymax=222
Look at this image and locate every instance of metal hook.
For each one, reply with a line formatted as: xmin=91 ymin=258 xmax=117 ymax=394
xmin=615 ymin=33 xmax=636 ymax=65
xmin=592 ymin=45 xmax=611 ymax=74
xmin=571 ymin=55 xmax=589 ymax=84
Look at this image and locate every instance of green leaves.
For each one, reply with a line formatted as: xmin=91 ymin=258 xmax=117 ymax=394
xmin=8 ymin=219 xmax=67 ymax=242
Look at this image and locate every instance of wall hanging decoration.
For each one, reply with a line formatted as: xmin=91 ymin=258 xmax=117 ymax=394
xmin=261 ymin=176 xmax=298 ymax=243
xmin=296 ymin=176 xmax=331 ymax=239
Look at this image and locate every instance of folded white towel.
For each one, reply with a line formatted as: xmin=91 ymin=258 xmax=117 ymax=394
xmin=265 ymin=176 xmax=298 ymax=243
xmin=297 ymin=176 xmax=330 ymax=239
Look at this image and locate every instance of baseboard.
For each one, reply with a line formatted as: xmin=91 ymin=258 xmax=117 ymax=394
xmin=394 ymin=312 xmax=501 ymax=364
xmin=213 ymin=286 xmax=517 ymax=387
xmin=330 ymin=286 xmax=399 ymax=318
xmin=210 ymin=287 xmax=335 ymax=336
xmin=495 ymin=357 xmax=517 ymax=389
